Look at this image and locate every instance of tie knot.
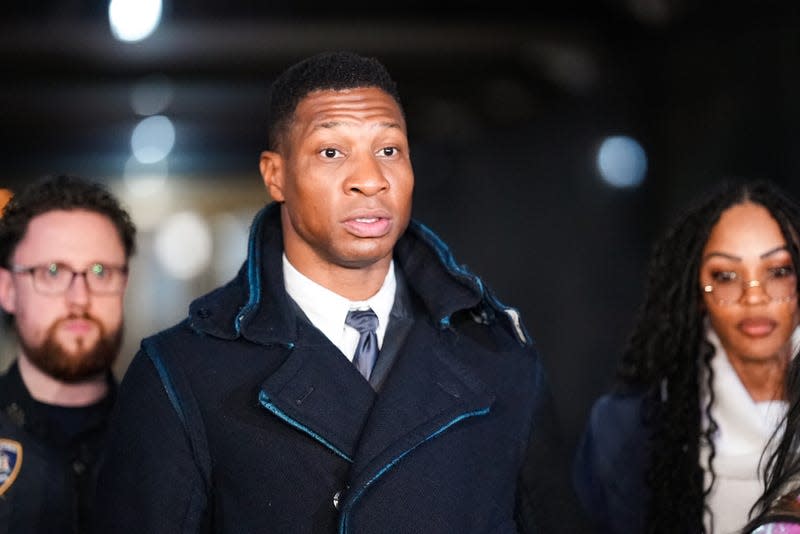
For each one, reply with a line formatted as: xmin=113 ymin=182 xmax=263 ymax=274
xmin=345 ymin=308 xmax=378 ymax=334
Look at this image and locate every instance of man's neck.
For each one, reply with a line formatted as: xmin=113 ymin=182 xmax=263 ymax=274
xmin=284 ymin=251 xmax=393 ymax=301
xmin=17 ymin=352 xmax=108 ymax=407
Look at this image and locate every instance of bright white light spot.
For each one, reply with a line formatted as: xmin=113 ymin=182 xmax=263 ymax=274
xmin=123 ymin=156 xmax=168 ymax=197
xmin=154 ymin=212 xmax=213 ymax=280
xmin=130 ymin=75 xmax=173 ymax=116
xmin=131 ymin=115 xmax=175 ymax=164
xmin=597 ymin=135 xmax=648 ymax=188
xmin=108 ymin=0 xmax=162 ymax=43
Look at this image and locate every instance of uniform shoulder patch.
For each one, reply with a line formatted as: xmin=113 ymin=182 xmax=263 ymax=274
xmin=0 ymin=438 xmax=22 ymax=496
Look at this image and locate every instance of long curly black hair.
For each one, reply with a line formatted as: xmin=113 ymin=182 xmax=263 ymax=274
xmin=615 ymin=178 xmax=800 ymax=533
xmin=745 ymin=356 xmax=800 ymax=531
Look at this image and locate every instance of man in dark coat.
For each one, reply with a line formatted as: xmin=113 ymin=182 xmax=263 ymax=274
xmin=93 ymin=50 xmax=570 ymax=533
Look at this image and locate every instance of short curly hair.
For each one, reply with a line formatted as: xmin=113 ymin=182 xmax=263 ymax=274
xmin=266 ymin=50 xmax=403 ymax=151
xmin=0 ymin=174 xmax=137 ymax=267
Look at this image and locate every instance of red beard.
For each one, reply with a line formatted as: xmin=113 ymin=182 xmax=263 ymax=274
xmin=18 ymin=313 xmax=122 ymax=383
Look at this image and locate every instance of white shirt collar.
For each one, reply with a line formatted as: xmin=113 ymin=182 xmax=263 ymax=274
xmin=282 ymin=254 xmax=396 ymax=362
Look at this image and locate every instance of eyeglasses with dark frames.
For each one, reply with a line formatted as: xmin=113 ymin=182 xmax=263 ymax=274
xmin=10 ymin=262 xmax=128 ymax=295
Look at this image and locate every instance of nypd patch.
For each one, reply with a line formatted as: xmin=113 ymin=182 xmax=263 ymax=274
xmin=0 ymin=438 xmax=22 ymax=496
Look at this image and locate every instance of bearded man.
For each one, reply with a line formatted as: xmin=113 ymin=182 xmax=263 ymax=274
xmin=0 ymin=174 xmax=136 ymax=534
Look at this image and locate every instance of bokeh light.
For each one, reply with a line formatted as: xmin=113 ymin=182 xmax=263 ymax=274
xmin=108 ymin=0 xmax=162 ymax=43
xmin=154 ymin=211 xmax=213 ymax=280
xmin=597 ymin=135 xmax=648 ymax=188
xmin=131 ymin=115 xmax=175 ymax=164
xmin=0 ymin=189 xmax=13 ymax=216
xmin=123 ymin=156 xmax=168 ymax=197
xmin=130 ymin=75 xmax=174 ymax=116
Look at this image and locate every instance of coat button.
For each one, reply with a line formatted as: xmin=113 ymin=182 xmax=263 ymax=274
xmin=332 ymin=490 xmax=342 ymax=510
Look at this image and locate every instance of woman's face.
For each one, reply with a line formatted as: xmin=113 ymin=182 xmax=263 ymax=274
xmin=700 ymin=201 xmax=799 ymax=367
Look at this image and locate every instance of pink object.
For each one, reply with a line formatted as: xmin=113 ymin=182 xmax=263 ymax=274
xmin=752 ymin=523 xmax=800 ymax=533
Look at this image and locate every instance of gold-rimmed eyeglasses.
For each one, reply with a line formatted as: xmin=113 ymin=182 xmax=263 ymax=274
xmin=10 ymin=262 xmax=128 ymax=295
xmin=702 ymin=267 xmax=797 ymax=305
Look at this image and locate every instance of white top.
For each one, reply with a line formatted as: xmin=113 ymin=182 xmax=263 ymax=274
xmin=701 ymin=327 xmax=797 ymax=534
xmin=282 ymin=254 xmax=396 ymax=361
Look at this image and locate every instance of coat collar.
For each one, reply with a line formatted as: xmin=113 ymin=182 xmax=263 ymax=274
xmin=188 ymin=202 xmax=499 ymax=347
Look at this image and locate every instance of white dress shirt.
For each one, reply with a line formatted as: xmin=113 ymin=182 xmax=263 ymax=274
xmin=282 ymin=254 xmax=396 ymax=362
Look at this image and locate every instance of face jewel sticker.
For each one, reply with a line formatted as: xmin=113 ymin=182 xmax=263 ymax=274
xmin=0 ymin=439 xmax=22 ymax=496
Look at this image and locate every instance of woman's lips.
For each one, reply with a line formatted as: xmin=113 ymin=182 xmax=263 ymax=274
xmin=738 ymin=317 xmax=777 ymax=337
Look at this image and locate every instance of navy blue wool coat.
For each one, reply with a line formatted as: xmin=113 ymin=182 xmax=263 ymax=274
xmin=92 ymin=203 xmax=568 ymax=533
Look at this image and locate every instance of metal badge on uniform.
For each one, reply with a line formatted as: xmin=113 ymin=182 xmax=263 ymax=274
xmin=0 ymin=438 xmax=23 ymax=496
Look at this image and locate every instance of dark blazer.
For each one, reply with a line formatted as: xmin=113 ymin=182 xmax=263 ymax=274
xmin=93 ymin=203 xmax=570 ymax=533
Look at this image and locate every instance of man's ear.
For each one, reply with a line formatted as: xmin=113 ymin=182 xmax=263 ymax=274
xmin=0 ymin=268 xmax=17 ymax=314
xmin=260 ymin=151 xmax=286 ymax=202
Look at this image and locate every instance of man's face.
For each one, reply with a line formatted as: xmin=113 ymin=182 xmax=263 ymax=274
xmin=261 ymin=87 xmax=414 ymax=280
xmin=0 ymin=209 xmax=127 ymax=382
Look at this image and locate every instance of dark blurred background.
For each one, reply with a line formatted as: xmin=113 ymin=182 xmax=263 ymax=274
xmin=2 ymin=1 xmax=800 ymax=525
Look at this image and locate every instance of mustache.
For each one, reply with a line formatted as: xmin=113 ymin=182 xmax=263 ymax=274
xmin=58 ymin=312 xmax=102 ymax=325
xmin=18 ymin=312 xmax=123 ymax=383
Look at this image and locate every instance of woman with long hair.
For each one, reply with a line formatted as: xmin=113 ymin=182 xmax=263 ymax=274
xmin=573 ymin=179 xmax=800 ymax=533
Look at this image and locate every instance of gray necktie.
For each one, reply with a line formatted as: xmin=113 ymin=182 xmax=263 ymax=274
xmin=345 ymin=308 xmax=379 ymax=380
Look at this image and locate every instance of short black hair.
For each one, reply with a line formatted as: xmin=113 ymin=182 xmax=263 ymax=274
xmin=266 ymin=50 xmax=403 ymax=151
xmin=0 ymin=174 xmax=137 ymax=267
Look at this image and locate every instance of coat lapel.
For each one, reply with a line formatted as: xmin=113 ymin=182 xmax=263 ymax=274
xmin=348 ymin=319 xmax=495 ymax=481
xmin=257 ymin=322 xmax=376 ymax=462
xmin=256 ymin=315 xmax=495 ymax=484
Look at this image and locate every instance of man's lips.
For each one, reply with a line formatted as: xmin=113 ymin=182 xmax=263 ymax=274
xmin=59 ymin=318 xmax=98 ymax=335
xmin=738 ymin=317 xmax=777 ymax=337
xmin=343 ymin=212 xmax=392 ymax=238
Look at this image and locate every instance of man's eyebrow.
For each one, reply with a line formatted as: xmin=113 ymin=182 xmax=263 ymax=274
xmin=314 ymin=120 xmax=402 ymax=130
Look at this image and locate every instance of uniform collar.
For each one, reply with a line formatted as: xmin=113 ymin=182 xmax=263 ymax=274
xmin=0 ymin=360 xmax=117 ymax=443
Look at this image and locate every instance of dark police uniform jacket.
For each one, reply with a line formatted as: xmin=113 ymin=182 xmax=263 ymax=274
xmin=93 ymin=202 xmax=568 ymax=533
xmin=0 ymin=362 xmax=115 ymax=534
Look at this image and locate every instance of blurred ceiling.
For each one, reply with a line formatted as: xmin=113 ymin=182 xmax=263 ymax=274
xmin=0 ymin=1 xmax=796 ymax=186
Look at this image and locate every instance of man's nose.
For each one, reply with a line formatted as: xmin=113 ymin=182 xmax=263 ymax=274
xmin=345 ymin=154 xmax=390 ymax=196
xmin=64 ymin=272 xmax=91 ymax=306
